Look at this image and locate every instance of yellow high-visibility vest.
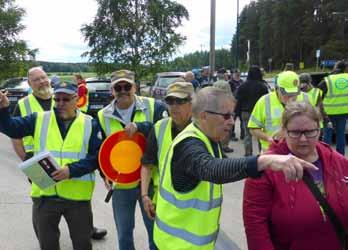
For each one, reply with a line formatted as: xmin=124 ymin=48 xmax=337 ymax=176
xmin=323 ymin=73 xmax=348 ymax=115
xmin=18 ymin=94 xmax=54 ymax=152
xmin=248 ymin=91 xmax=310 ymax=150
xmin=154 ymin=123 xmax=222 ymax=250
xmin=31 ymin=111 xmax=95 ymax=200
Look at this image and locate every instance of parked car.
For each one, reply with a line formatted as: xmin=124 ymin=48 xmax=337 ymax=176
xmin=139 ymin=82 xmax=151 ymax=97
xmin=0 ymin=77 xmax=29 ymax=114
xmin=85 ymin=77 xmax=113 ymax=116
xmin=150 ymin=72 xmax=185 ymax=100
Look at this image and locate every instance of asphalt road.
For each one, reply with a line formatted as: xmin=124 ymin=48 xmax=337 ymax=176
xmin=0 ymin=130 xmax=250 ymax=250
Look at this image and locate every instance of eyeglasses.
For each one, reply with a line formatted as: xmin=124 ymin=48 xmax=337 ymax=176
xmin=205 ymin=110 xmax=235 ymax=120
xmin=165 ymin=97 xmax=191 ymax=106
xmin=286 ymin=128 xmax=319 ymax=138
xmin=114 ymin=83 xmax=132 ymax=92
xmin=53 ymin=96 xmax=76 ymax=103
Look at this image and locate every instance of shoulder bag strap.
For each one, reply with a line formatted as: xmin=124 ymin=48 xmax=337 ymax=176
xmin=303 ymin=172 xmax=347 ymax=250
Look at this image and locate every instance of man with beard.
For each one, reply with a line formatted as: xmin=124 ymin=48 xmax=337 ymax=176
xmin=12 ymin=67 xmax=54 ymax=161
xmin=0 ymin=81 xmax=101 ymax=250
xmin=97 ymin=69 xmax=166 ymax=250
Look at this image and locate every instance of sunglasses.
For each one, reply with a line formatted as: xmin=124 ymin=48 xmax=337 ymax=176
xmin=165 ymin=97 xmax=191 ymax=106
xmin=205 ymin=110 xmax=235 ymax=120
xmin=53 ymin=96 xmax=76 ymax=103
xmin=286 ymin=128 xmax=319 ymax=138
xmin=114 ymin=83 xmax=132 ymax=92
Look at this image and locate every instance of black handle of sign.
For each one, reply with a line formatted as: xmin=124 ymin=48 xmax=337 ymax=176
xmin=104 ymin=189 xmax=113 ymax=203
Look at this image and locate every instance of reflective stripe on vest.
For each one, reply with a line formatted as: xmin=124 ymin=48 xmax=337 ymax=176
xmin=18 ymin=94 xmax=54 ymax=152
xmin=39 ymin=112 xmax=93 ymax=182
xmin=23 ymin=97 xmax=32 ymax=114
xmin=255 ymin=92 xmax=310 ymax=150
xmin=264 ymin=94 xmax=280 ymax=134
xmin=32 ymin=111 xmax=95 ymax=200
xmin=308 ymin=88 xmax=319 ymax=106
xmin=142 ymin=97 xmax=152 ymax=122
xmin=155 ymin=117 xmax=171 ymax=161
xmin=323 ymin=74 xmax=348 ymax=115
xmin=155 ymin=218 xmax=219 ymax=246
xmin=154 ymin=124 xmax=222 ymax=250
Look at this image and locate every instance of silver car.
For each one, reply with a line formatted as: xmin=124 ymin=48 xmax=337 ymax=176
xmin=150 ymin=72 xmax=185 ymax=100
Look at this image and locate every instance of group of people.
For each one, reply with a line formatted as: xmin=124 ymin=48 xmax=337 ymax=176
xmin=0 ymin=64 xmax=347 ymax=250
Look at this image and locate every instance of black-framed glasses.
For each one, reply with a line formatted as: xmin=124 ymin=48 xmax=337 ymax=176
xmin=205 ymin=110 xmax=235 ymax=120
xmin=165 ymin=97 xmax=191 ymax=106
xmin=286 ymin=128 xmax=320 ymax=138
xmin=53 ymin=96 xmax=76 ymax=103
xmin=114 ymin=83 xmax=132 ymax=92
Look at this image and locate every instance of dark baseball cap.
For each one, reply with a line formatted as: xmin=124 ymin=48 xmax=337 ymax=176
xmin=54 ymin=81 xmax=77 ymax=95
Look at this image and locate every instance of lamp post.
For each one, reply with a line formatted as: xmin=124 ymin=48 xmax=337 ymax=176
xmin=209 ymin=0 xmax=216 ymax=82
xmin=235 ymin=0 xmax=239 ymax=69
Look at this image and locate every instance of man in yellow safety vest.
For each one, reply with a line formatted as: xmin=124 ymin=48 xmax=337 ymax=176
xmin=153 ymin=86 xmax=317 ymax=250
xmin=141 ymin=81 xmax=194 ymax=219
xmin=0 ymin=81 xmax=101 ymax=250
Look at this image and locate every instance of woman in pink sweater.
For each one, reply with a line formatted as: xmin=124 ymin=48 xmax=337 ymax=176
xmin=243 ymin=101 xmax=348 ymax=250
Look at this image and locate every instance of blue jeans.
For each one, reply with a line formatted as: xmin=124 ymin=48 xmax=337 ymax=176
xmin=323 ymin=114 xmax=347 ymax=155
xmin=112 ymin=186 xmax=157 ymax=250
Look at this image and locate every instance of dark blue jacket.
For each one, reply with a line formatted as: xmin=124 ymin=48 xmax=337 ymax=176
xmin=0 ymin=107 xmax=101 ymax=178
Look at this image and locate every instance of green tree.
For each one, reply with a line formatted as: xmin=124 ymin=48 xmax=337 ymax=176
xmin=81 ymin=0 xmax=189 ymax=79
xmin=0 ymin=0 xmax=33 ymax=81
xmin=231 ymin=0 xmax=348 ymax=71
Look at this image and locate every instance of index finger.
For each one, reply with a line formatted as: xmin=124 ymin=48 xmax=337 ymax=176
xmin=298 ymin=159 xmax=317 ymax=171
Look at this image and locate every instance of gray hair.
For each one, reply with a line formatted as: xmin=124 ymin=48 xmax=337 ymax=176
xmin=192 ymin=87 xmax=235 ymax=121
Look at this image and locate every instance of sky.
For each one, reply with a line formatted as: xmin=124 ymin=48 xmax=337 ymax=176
xmin=17 ymin=0 xmax=251 ymax=63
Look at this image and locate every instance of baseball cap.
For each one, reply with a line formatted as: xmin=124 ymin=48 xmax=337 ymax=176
xmin=54 ymin=81 xmax=77 ymax=94
xmin=111 ymin=70 xmax=135 ymax=85
xmin=276 ymin=71 xmax=300 ymax=95
xmin=50 ymin=75 xmax=61 ymax=87
xmin=165 ymin=81 xmax=194 ymax=99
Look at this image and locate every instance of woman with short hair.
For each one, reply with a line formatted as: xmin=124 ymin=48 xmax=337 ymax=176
xmin=243 ymin=101 xmax=348 ymax=250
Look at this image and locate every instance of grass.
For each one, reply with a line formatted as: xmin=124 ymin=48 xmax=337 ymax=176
xmin=47 ymin=72 xmax=99 ymax=82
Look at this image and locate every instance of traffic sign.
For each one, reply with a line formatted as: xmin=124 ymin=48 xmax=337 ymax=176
xmin=99 ymin=131 xmax=146 ymax=183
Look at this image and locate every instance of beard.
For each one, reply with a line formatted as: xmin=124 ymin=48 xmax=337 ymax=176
xmin=36 ymin=86 xmax=52 ymax=97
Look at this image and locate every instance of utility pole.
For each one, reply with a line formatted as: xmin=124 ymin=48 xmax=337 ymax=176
xmin=209 ymin=0 xmax=216 ymax=82
xmin=235 ymin=0 xmax=239 ymax=69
